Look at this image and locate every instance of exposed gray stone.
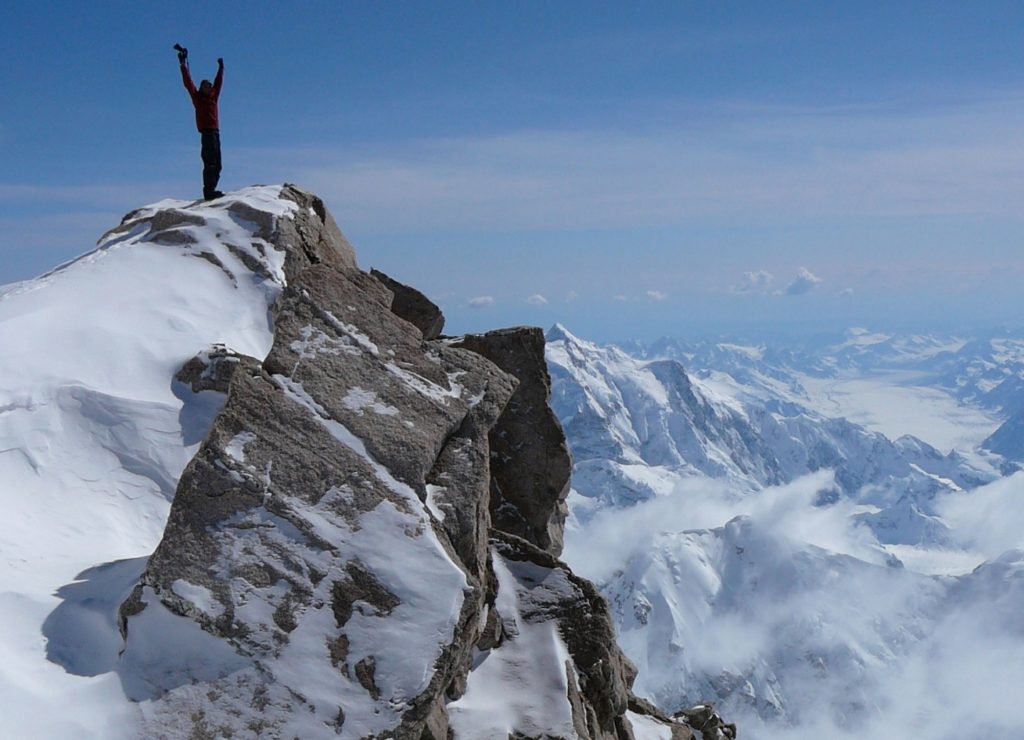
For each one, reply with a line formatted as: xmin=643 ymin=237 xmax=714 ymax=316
xmin=275 ymin=183 xmax=358 ymax=278
xmin=674 ymin=703 xmax=737 ymax=740
xmin=370 ymin=268 xmax=446 ymax=340
xmin=113 ymin=187 xmax=729 ymax=739
xmin=174 ymin=345 xmax=247 ymax=394
xmin=122 ymin=256 xmax=517 ymax=737
xmin=453 ymin=327 xmax=572 ymax=555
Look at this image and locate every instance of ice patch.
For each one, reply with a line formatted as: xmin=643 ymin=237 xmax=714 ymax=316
xmin=425 ymin=484 xmax=447 ymax=522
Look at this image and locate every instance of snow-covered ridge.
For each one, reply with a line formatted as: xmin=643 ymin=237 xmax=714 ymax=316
xmin=0 ymin=186 xmax=302 ymax=737
xmin=2 ymin=188 xmax=704 ymax=739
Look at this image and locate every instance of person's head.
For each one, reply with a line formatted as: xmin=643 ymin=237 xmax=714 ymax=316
xmin=199 ymin=80 xmax=213 ymax=96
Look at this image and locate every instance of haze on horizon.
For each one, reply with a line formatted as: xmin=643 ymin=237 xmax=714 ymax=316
xmin=2 ymin=1 xmax=1023 ymax=342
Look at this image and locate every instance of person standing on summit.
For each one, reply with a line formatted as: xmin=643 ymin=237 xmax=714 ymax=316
xmin=176 ymin=44 xmax=224 ymax=200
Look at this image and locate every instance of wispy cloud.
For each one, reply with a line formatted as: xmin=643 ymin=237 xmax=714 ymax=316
xmin=467 ymin=295 xmax=494 ymax=308
xmin=646 ymin=290 xmax=667 ymax=302
xmin=565 ymin=290 xmax=579 ymax=303
xmin=526 ymin=294 xmax=548 ymax=306
xmin=274 ymin=93 xmax=1024 ymax=234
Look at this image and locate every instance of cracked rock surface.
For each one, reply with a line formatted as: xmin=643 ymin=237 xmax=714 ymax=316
xmin=117 ymin=185 xmax=711 ymax=739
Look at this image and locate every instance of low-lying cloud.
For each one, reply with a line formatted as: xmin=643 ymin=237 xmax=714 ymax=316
xmin=935 ymin=472 xmax=1024 ymax=558
xmin=563 ymin=469 xmax=1024 ymax=739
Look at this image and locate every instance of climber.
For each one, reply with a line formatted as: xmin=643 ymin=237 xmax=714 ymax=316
xmin=176 ymin=44 xmax=225 ymax=200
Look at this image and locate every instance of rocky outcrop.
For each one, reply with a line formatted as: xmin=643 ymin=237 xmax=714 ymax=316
xmin=486 ymin=531 xmax=638 ymax=739
xmin=275 ymin=184 xmax=359 ymax=278
xmin=115 ymin=185 xmax=715 ymax=739
xmin=453 ymin=328 xmax=571 ymax=556
xmin=370 ymin=268 xmax=445 ymax=341
xmin=673 ymin=704 xmax=737 ymax=740
xmin=174 ymin=345 xmax=248 ymax=394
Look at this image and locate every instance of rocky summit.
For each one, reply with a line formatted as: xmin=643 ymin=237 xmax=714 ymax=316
xmin=106 ymin=185 xmax=714 ymax=739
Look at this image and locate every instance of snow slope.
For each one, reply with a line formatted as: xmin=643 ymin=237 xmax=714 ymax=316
xmin=554 ymin=325 xmax=1024 ymax=739
xmin=547 ymin=324 xmax=990 ymax=547
xmin=0 ymin=187 xmax=295 ymax=737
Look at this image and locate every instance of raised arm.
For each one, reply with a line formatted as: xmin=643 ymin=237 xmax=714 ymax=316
xmin=180 ymin=61 xmax=197 ymax=98
xmin=213 ymin=58 xmax=224 ymax=97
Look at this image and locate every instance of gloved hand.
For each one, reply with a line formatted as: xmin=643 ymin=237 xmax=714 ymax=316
xmin=217 ymin=57 xmax=224 ymax=67
xmin=174 ymin=44 xmax=188 ymax=63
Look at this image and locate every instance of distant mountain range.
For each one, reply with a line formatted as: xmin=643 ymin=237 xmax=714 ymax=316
xmin=550 ymin=324 xmax=1024 ymax=738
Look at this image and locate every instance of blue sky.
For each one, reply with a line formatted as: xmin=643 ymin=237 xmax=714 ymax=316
xmin=3 ymin=1 xmax=1024 ymax=341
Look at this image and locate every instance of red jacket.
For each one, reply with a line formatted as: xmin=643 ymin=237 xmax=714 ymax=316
xmin=180 ymin=64 xmax=223 ymax=131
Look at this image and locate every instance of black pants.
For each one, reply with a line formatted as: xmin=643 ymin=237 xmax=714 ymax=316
xmin=200 ymin=129 xmax=222 ymax=199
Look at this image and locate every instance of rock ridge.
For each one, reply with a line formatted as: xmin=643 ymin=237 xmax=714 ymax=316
xmin=114 ymin=185 xmax=708 ymax=739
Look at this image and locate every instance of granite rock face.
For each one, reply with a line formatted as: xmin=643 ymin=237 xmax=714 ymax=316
xmin=276 ymin=184 xmax=358 ymax=277
xmin=174 ymin=345 xmax=248 ymax=394
xmin=453 ymin=328 xmax=572 ymax=556
xmin=116 ymin=185 xmax=710 ymax=739
xmin=370 ymin=268 xmax=446 ymax=341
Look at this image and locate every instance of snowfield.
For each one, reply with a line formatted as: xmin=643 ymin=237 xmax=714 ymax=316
xmin=0 ymin=186 xmax=294 ymax=737
xmin=797 ymin=371 xmax=1000 ymax=453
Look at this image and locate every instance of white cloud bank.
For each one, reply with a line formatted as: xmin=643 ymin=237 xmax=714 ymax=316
xmin=564 ymin=470 xmax=1024 ymax=739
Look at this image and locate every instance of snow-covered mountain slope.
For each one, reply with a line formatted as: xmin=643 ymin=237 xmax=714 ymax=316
xmin=547 ymin=325 xmax=990 ymax=547
xmin=553 ymin=325 xmax=1024 ymax=739
xmin=1 ymin=188 xmax=701 ymax=740
xmin=0 ymin=186 xmax=294 ymax=738
xmin=622 ymin=327 xmax=1024 ymax=453
xmin=982 ymin=407 xmax=1024 ymax=462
